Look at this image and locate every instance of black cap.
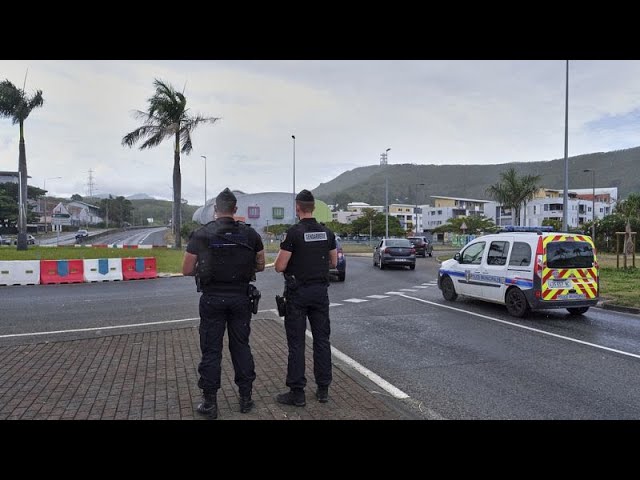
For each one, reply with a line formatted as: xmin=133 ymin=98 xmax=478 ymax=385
xmin=295 ymin=189 xmax=314 ymax=202
xmin=216 ymin=187 xmax=237 ymax=204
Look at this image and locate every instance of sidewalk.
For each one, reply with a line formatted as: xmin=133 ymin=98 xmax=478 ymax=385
xmin=0 ymin=315 xmax=420 ymax=420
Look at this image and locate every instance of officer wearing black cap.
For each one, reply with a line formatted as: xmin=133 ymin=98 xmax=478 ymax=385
xmin=182 ymin=187 xmax=265 ymax=419
xmin=274 ymin=189 xmax=337 ymax=407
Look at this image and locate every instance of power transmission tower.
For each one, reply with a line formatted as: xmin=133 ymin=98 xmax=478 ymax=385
xmin=86 ymin=169 xmax=96 ymax=199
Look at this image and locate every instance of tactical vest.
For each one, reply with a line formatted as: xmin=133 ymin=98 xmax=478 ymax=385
xmin=196 ymin=219 xmax=255 ymax=288
xmin=285 ymin=220 xmax=331 ymax=285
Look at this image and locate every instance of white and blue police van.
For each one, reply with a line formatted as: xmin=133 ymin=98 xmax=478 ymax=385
xmin=437 ymin=226 xmax=599 ymax=317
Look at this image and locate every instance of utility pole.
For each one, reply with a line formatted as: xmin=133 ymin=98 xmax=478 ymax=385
xmin=562 ymin=60 xmax=569 ymax=231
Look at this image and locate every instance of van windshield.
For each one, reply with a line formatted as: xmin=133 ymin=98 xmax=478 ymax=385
xmin=546 ymin=241 xmax=594 ymax=268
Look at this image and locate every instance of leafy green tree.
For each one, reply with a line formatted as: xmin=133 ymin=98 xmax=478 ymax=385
xmin=542 ymin=218 xmax=563 ymax=231
xmin=486 ymin=168 xmax=541 ymax=227
xmin=122 ymin=79 xmax=219 ymax=248
xmin=614 ymin=193 xmax=640 ymax=256
xmin=0 ymin=78 xmax=44 ymax=249
xmin=71 ymin=193 xmax=83 ymax=201
xmin=0 ymin=183 xmax=45 ymax=228
xmin=332 ymin=192 xmax=354 ymax=211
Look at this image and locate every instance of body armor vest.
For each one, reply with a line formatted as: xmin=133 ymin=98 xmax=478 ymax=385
xmin=285 ymin=220 xmax=331 ymax=285
xmin=196 ymin=220 xmax=255 ymax=287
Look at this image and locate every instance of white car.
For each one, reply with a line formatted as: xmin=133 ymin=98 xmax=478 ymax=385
xmin=12 ymin=234 xmax=36 ymax=245
xmin=438 ymin=226 xmax=599 ymax=317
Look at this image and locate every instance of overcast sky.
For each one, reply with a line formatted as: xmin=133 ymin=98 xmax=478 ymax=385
xmin=1 ymin=60 xmax=640 ymax=206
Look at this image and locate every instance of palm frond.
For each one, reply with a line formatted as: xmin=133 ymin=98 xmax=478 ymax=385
xmin=180 ymin=130 xmax=193 ymax=154
xmin=140 ymin=130 xmax=173 ymax=150
xmin=27 ymin=90 xmax=44 ymax=111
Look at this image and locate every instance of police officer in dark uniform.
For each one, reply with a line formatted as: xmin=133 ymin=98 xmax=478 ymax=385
xmin=182 ymin=187 xmax=265 ymax=419
xmin=274 ymin=189 xmax=337 ymax=406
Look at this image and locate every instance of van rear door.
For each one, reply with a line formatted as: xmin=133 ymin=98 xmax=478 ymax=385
xmin=541 ymin=235 xmax=598 ymax=302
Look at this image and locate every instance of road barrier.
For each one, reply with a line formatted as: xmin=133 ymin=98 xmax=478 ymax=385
xmin=122 ymin=257 xmax=157 ymax=280
xmin=83 ymin=258 xmax=123 ymax=282
xmin=40 ymin=259 xmax=84 ymax=284
xmin=0 ymin=260 xmax=40 ymax=286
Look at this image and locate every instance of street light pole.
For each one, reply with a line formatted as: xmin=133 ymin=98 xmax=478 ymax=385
xmin=292 ymin=135 xmax=296 ymax=223
xmin=200 ymin=155 xmax=207 ymax=207
xmin=584 ymin=169 xmax=596 ymax=239
xmin=43 ymin=176 xmax=62 ymax=233
xmin=562 ymin=60 xmax=570 ymax=231
xmin=414 ymin=183 xmax=425 ymax=235
xmin=385 ymin=148 xmax=390 ymax=238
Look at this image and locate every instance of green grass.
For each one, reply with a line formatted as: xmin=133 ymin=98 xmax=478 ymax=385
xmin=599 ymin=267 xmax=640 ymax=308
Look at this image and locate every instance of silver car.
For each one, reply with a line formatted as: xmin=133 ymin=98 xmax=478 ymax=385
xmin=373 ymin=238 xmax=416 ymax=270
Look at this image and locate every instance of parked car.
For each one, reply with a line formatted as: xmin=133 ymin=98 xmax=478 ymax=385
xmin=373 ymin=238 xmax=416 ymax=270
xmin=407 ymin=236 xmax=433 ymax=257
xmin=11 ymin=234 xmax=36 ymax=245
xmin=329 ymin=237 xmax=346 ymax=281
xmin=0 ymin=235 xmax=12 ymax=245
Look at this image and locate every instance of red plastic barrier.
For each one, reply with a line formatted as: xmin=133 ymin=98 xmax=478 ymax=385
xmin=122 ymin=257 xmax=157 ymax=280
xmin=40 ymin=259 xmax=84 ymax=284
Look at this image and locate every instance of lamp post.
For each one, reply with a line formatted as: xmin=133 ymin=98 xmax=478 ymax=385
xmin=583 ymin=169 xmax=596 ymax=239
xmin=414 ymin=183 xmax=425 ymax=235
xmin=200 ymin=155 xmax=207 ymax=207
xmin=562 ymin=60 xmax=570 ymax=231
xmin=292 ymin=135 xmax=296 ymax=223
xmin=43 ymin=176 xmax=62 ymax=233
xmin=385 ymin=148 xmax=390 ymax=238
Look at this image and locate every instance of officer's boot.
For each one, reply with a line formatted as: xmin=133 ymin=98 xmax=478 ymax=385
xmin=239 ymin=390 xmax=255 ymax=414
xmin=276 ymin=388 xmax=306 ymax=407
xmin=316 ymin=385 xmax=329 ymax=403
xmin=197 ymin=392 xmax=218 ymax=419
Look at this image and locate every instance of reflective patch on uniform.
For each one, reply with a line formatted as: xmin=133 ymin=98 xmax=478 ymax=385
xmin=304 ymin=232 xmax=328 ymax=242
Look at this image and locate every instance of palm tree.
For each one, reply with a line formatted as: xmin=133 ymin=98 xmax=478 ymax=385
xmin=486 ymin=168 xmax=540 ymax=227
xmin=122 ymin=79 xmax=219 ymax=248
xmin=0 ymin=78 xmax=44 ymax=250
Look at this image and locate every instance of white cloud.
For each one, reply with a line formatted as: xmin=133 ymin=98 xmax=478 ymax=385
xmin=1 ymin=60 xmax=640 ymax=205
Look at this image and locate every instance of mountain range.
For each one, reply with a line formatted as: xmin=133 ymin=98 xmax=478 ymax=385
xmin=312 ymin=146 xmax=640 ymax=206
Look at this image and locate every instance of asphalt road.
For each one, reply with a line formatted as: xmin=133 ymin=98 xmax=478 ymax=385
xmin=37 ymin=227 xmax=167 ymax=246
xmin=1 ymin=254 xmax=639 ymax=419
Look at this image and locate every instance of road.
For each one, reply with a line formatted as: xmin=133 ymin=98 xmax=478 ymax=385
xmin=38 ymin=227 xmax=168 ymax=246
xmin=1 ymin=254 xmax=640 ymax=419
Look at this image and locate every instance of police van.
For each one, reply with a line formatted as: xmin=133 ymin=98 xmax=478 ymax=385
xmin=438 ymin=226 xmax=599 ymax=317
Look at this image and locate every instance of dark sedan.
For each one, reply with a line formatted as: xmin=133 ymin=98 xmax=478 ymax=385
xmin=373 ymin=238 xmax=416 ymax=270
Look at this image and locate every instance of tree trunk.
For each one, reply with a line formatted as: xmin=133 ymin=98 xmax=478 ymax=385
xmin=17 ymin=121 xmax=28 ymax=251
xmin=173 ymin=132 xmax=182 ymax=249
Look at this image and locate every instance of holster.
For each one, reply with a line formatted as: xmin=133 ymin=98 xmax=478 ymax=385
xmin=275 ymin=294 xmax=287 ymax=317
xmin=248 ymin=284 xmax=261 ymax=315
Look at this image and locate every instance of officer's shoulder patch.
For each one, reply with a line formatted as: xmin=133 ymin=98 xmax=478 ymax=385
xmin=304 ymin=231 xmax=328 ymax=242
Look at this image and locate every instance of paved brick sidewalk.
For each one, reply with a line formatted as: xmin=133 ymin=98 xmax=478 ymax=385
xmin=0 ymin=317 xmax=418 ymax=420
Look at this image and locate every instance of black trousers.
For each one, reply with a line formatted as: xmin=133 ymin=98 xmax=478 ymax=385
xmin=284 ymin=283 xmax=332 ymax=391
xmin=198 ymin=293 xmax=256 ymax=396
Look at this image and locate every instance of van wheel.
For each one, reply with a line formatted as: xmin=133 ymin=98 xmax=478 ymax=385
xmin=567 ymin=307 xmax=589 ymax=315
xmin=338 ymin=272 xmax=345 ymax=282
xmin=379 ymin=260 xmax=385 ymax=270
xmin=409 ymin=265 xmax=415 ymax=270
xmin=441 ymin=276 xmax=457 ymax=301
xmin=505 ymin=288 xmax=529 ymax=318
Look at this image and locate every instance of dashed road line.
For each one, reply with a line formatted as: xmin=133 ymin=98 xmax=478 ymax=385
xmin=343 ymin=298 xmax=369 ymax=303
xmin=366 ymin=294 xmax=390 ymax=299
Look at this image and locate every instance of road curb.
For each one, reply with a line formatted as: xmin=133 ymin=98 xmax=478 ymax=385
xmin=597 ymin=302 xmax=640 ymax=315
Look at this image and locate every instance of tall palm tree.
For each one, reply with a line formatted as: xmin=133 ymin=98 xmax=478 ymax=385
xmin=486 ymin=168 xmax=541 ymax=227
xmin=122 ymin=79 xmax=219 ymax=248
xmin=0 ymin=78 xmax=44 ymax=250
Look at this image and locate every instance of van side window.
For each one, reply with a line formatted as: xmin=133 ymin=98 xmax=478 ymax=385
xmin=509 ymin=241 xmax=532 ymax=267
xmin=460 ymin=242 xmax=486 ymax=265
xmin=487 ymin=241 xmax=510 ymax=266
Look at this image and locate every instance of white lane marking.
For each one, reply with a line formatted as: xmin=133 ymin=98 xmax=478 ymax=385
xmin=399 ymin=288 xmax=418 ymax=292
xmin=399 ymin=294 xmax=640 ymax=361
xmin=413 ymin=286 xmax=431 ymax=289
xmin=0 ymin=317 xmax=200 ymax=339
xmin=343 ymin=298 xmax=369 ymax=303
xmin=329 ymin=303 xmax=343 ymax=307
xmin=366 ymin=295 xmax=390 ymax=299
xmin=385 ymin=291 xmax=405 ymax=295
xmin=303 ymin=329 xmax=409 ymax=399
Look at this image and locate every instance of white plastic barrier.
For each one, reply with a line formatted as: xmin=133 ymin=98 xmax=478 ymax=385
xmin=0 ymin=260 xmax=40 ymax=286
xmin=83 ymin=258 xmax=123 ymax=282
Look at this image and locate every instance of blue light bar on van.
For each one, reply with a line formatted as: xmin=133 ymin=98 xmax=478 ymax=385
xmin=500 ymin=226 xmax=554 ymax=233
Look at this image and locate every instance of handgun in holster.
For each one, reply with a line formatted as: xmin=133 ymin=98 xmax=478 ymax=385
xmin=248 ymin=284 xmax=261 ymax=315
xmin=275 ymin=292 xmax=287 ymax=317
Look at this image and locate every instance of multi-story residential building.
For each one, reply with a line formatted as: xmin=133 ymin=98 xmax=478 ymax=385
xmin=484 ymin=187 xmax=618 ymax=228
xmin=422 ymin=196 xmax=491 ymax=231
